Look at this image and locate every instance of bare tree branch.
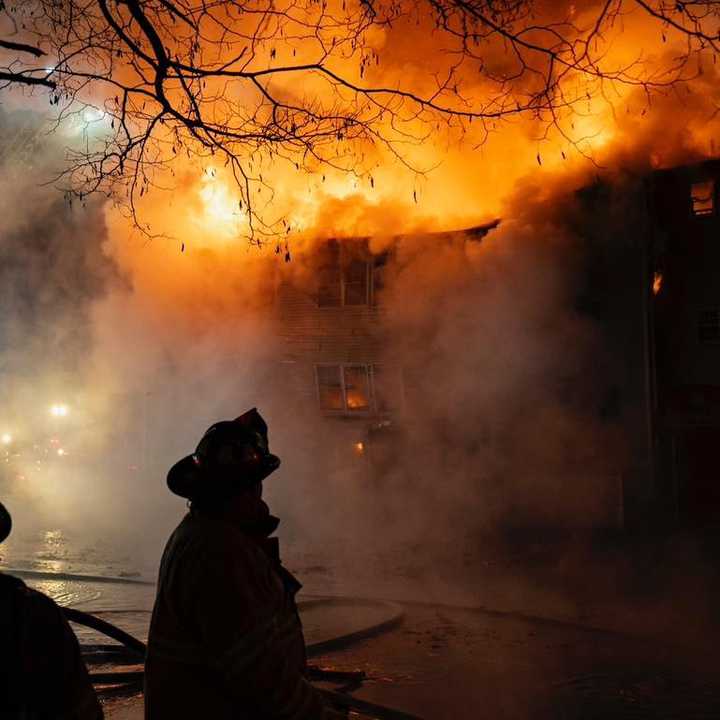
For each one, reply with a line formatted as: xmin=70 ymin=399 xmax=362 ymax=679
xmin=0 ymin=1 xmax=718 ymax=240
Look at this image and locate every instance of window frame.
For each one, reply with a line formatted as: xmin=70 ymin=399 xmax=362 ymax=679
xmin=315 ymin=364 xmax=345 ymax=411
xmin=316 ymin=243 xmax=389 ymax=308
xmin=314 ymin=362 xmax=403 ymax=416
xmin=698 ymin=308 xmax=720 ymax=345
xmin=342 ymin=258 xmax=371 ymax=306
xmin=690 ymin=178 xmax=716 ymax=218
xmin=316 ymin=242 xmax=343 ymax=307
xmin=342 ymin=364 xmax=372 ymax=412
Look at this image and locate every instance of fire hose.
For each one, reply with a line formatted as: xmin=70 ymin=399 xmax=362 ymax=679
xmin=64 ymin=604 xmax=423 ymax=720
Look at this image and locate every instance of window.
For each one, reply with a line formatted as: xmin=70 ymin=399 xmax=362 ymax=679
xmin=316 ymin=365 xmax=344 ymax=410
xmin=316 ymin=242 xmax=389 ymax=307
xmin=691 ymin=180 xmax=715 ymax=216
xmin=317 ymin=243 xmax=342 ymax=307
xmin=371 ymin=253 xmax=389 ymax=306
xmin=344 ymin=260 xmax=369 ymax=306
xmin=315 ymin=364 xmax=403 ymax=414
xmin=343 ymin=366 xmax=371 ymax=411
xmin=699 ymin=308 xmax=720 ymax=344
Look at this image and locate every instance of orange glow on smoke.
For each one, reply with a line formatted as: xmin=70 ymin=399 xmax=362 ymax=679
xmin=95 ymin=1 xmax=720 ymax=329
xmin=197 ymin=168 xmax=249 ymax=239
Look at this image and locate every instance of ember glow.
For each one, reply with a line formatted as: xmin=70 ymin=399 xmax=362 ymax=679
xmin=653 ymin=271 xmax=664 ymax=296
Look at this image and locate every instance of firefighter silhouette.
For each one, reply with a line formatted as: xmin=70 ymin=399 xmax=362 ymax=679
xmin=0 ymin=500 xmax=103 ymax=719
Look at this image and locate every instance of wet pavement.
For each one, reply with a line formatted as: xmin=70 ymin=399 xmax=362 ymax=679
xmin=103 ymin=600 xmax=720 ymax=720
xmin=5 ymin=527 xmax=720 ymax=719
xmin=309 ymin=603 xmax=720 ymax=720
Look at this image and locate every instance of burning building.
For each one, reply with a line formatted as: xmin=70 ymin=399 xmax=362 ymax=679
xmin=539 ymin=159 xmax=720 ymax=531
xmin=266 ymin=160 xmax=720 ymax=535
xmin=648 ymin=161 xmax=720 ymax=528
xmin=4 ymin=101 xmax=719 ymax=539
xmin=272 ymin=224 xmax=499 ymax=493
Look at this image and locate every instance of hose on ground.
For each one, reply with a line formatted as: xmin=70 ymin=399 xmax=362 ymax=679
xmin=64 ymin=607 xmax=147 ymax=657
xmin=64 ymin=603 xmax=423 ymax=720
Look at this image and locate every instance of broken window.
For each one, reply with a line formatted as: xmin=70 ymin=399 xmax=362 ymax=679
xmin=316 ymin=365 xmax=344 ymax=410
xmin=699 ymin=309 xmax=720 ymax=344
xmin=691 ymin=180 xmax=715 ymax=216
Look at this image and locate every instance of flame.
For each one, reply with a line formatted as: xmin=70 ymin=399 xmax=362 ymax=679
xmin=346 ymin=389 xmax=369 ymax=409
xmin=95 ymin=2 xmax=720 ymax=331
xmin=197 ymin=167 xmax=249 ymax=239
xmin=653 ymin=271 xmax=664 ymax=296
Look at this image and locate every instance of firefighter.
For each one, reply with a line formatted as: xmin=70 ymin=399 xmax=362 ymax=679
xmin=145 ymin=408 xmax=344 ymax=720
xmin=0 ymin=500 xmax=104 ymax=719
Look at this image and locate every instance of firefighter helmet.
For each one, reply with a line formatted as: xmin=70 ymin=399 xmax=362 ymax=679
xmin=167 ymin=408 xmax=281 ymax=501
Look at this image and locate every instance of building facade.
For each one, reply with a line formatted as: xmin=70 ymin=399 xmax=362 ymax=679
xmin=577 ymin=160 xmax=720 ymax=530
xmin=649 ymin=161 xmax=720 ymax=528
xmin=273 ymin=226 xmax=497 ymax=490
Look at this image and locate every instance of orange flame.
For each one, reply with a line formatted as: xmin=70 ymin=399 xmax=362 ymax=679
xmin=653 ymin=271 xmax=664 ymax=296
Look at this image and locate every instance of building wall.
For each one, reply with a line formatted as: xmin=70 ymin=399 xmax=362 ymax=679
xmin=650 ymin=161 xmax=720 ymax=527
xmin=272 ymin=240 xmax=390 ymax=493
xmin=273 ymin=228 xmax=628 ymax=531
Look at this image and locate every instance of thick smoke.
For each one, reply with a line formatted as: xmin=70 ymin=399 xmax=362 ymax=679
xmin=0 ymin=107 xmax=122 ymax=537
xmin=2 ymin=42 xmax=720 ymax=629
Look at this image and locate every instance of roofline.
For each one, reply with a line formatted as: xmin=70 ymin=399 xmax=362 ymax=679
xmin=321 ymin=219 xmax=502 ymax=245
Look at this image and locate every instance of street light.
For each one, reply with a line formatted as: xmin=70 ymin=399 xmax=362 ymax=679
xmin=50 ymin=404 xmax=69 ymax=418
xmin=1 ymin=433 xmax=11 ymax=445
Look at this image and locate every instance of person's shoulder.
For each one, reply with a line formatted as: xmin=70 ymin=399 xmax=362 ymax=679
xmin=0 ymin=572 xmax=54 ymax=610
xmin=1 ymin=577 xmax=67 ymax=630
xmin=0 ymin=571 xmax=29 ymax=611
xmin=0 ymin=571 xmax=26 ymax=593
xmin=173 ymin=512 xmax=257 ymax=561
xmin=22 ymin=584 xmax=64 ymax=617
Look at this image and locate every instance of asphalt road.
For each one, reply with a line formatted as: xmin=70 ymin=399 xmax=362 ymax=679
xmin=104 ymin=600 xmax=720 ymax=720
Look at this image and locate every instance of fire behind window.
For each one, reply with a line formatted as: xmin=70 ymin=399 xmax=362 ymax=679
xmin=691 ymin=179 xmax=715 ymax=216
xmin=343 ymin=366 xmax=370 ymax=410
xmin=316 ymin=364 xmax=402 ymax=414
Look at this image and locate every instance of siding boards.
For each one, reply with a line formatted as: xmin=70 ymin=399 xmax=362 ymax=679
xmin=275 ymin=281 xmax=385 ymax=365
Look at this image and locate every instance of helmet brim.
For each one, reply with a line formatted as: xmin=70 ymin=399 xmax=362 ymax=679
xmin=166 ymin=453 xmax=281 ymax=501
xmin=167 ymin=455 xmax=203 ymax=500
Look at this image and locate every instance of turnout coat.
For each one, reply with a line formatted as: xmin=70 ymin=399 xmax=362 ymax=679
xmin=0 ymin=572 xmax=103 ymax=720
xmin=145 ymin=506 xmax=326 ymax=720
